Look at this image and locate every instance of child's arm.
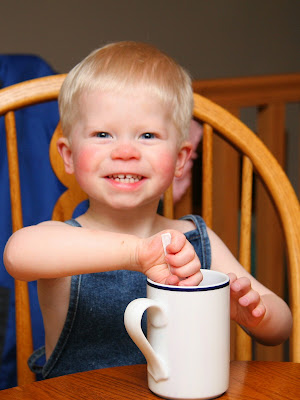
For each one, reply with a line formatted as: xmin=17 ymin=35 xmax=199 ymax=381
xmin=4 ymin=221 xmax=202 ymax=286
xmin=207 ymin=228 xmax=292 ymax=346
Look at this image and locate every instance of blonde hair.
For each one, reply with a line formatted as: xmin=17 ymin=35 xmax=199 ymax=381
xmin=59 ymin=41 xmax=193 ymax=140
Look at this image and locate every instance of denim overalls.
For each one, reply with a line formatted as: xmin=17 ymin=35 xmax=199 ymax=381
xmin=28 ymin=214 xmax=211 ymax=379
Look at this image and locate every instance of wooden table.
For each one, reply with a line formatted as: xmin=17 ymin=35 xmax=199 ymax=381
xmin=1 ymin=361 xmax=299 ymax=399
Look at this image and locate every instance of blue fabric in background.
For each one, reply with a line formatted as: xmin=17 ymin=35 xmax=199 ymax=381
xmin=0 ymin=55 xmax=88 ymax=389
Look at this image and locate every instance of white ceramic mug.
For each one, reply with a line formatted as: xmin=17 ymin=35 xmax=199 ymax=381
xmin=124 ymin=269 xmax=230 ymax=400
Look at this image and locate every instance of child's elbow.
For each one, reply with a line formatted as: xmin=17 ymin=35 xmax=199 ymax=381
xmin=271 ymin=303 xmax=293 ymax=346
xmin=3 ymin=232 xmax=31 ymax=281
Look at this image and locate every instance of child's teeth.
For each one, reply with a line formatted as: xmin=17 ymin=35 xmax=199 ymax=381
xmin=110 ymin=174 xmax=142 ymax=182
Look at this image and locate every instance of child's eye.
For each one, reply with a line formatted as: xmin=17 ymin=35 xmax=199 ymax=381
xmin=95 ymin=132 xmax=112 ymax=139
xmin=140 ymin=132 xmax=156 ymax=139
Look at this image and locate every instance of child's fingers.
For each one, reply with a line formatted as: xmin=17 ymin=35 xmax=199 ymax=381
xmin=228 ymin=273 xmax=267 ymax=327
xmin=166 ymin=239 xmax=200 ymax=266
xmin=165 ymin=249 xmax=197 ymax=268
xmin=165 ymin=274 xmax=180 ymax=286
xmin=178 ymin=270 xmax=203 ymax=286
xmin=252 ymin=303 xmax=266 ymax=318
xmin=169 ymin=258 xmax=200 ymax=279
xmin=238 ymin=288 xmax=266 ymax=321
xmin=230 ymin=276 xmax=251 ymax=297
xmin=238 ymin=289 xmax=260 ymax=308
xmin=227 ymin=272 xmax=237 ymax=284
xmin=164 ymin=231 xmax=187 ymax=254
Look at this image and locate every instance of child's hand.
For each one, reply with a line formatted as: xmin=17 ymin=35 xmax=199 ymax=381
xmin=137 ymin=230 xmax=202 ymax=286
xmin=228 ymin=273 xmax=266 ymax=329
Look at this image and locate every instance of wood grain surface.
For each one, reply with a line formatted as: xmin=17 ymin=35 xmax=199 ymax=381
xmin=1 ymin=361 xmax=299 ymax=400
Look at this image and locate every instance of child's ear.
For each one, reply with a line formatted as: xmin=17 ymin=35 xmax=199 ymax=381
xmin=56 ymin=137 xmax=74 ymax=174
xmin=174 ymin=141 xmax=193 ymax=178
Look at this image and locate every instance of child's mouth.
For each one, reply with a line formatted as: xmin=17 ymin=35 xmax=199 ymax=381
xmin=107 ymin=174 xmax=143 ymax=183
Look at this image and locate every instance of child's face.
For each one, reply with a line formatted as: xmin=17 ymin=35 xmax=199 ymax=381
xmin=58 ymin=89 xmax=192 ymax=211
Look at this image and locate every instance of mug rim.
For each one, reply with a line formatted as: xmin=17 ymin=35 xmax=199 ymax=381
xmin=147 ymin=269 xmax=230 ymax=292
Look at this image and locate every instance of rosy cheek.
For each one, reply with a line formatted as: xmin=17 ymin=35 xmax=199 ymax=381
xmin=75 ymin=147 xmax=98 ymax=173
xmin=154 ymin=151 xmax=177 ymax=179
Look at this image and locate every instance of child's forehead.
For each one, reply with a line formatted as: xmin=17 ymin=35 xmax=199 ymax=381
xmin=78 ymin=88 xmax=172 ymax=115
xmin=79 ymin=86 xmax=159 ymax=102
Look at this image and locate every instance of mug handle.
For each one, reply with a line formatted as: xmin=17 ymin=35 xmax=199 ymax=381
xmin=124 ymin=298 xmax=169 ymax=382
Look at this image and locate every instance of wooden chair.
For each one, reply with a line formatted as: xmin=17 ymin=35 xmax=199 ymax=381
xmin=192 ymin=74 xmax=300 ymax=362
xmin=0 ymin=76 xmax=299 ymax=386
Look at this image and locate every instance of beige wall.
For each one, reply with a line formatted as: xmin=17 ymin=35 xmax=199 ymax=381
xmin=1 ymin=0 xmax=300 ymax=78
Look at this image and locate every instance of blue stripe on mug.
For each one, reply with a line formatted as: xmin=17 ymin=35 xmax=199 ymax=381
xmin=147 ymin=279 xmax=229 ymax=292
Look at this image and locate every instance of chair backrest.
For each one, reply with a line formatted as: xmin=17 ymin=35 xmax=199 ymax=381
xmin=0 ymin=75 xmax=66 ymax=386
xmin=192 ymin=75 xmax=300 ymax=363
xmin=0 ymin=76 xmax=299 ymax=386
xmin=191 ymin=94 xmax=300 ymax=364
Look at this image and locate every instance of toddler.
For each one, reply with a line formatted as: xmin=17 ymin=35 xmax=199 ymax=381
xmin=4 ymin=41 xmax=292 ymax=379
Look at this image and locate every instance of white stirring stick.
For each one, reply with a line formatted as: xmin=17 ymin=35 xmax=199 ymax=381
xmin=161 ymin=233 xmax=172 ymax=272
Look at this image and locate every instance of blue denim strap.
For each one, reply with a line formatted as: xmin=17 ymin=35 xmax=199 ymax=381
xmin=181 ymin=214 xmax=211 ymax=269
xmin=27 ymin=346 xmax=45 ymax=374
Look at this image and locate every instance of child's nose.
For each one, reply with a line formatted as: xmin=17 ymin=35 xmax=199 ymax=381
xmin=110 ymin=143 xmax=141 ymax=160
